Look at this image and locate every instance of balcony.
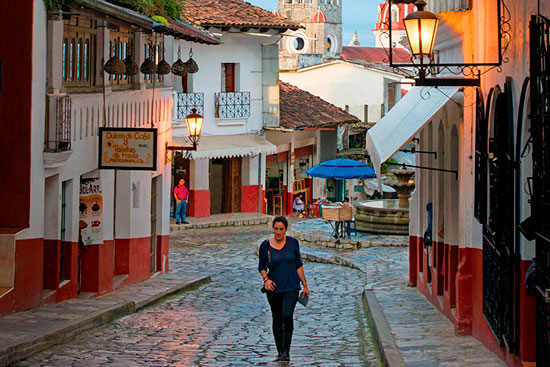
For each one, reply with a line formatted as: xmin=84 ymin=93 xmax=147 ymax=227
xmin=175 ymin=92 xmax=204 ymax=121
xmin=215 ymin=92 xmax=250 ymax=119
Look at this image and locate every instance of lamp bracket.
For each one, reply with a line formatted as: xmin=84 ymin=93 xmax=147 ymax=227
xmin=415 ymin=77 xmax=480 ymax=87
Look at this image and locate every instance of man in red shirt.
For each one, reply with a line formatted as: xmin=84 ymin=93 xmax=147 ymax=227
xmin=174 ymin=178 xmax=190 ymax=224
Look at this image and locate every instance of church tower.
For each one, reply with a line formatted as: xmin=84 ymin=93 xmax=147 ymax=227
xmin=372 ymin=2 xmax=416 ymax=49
xmin=277 ymin=0 xmax=343 ymax=70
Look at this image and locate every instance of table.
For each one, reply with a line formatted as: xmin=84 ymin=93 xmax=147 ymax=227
xmin=322 ymin=205 xmax=352 ymax=239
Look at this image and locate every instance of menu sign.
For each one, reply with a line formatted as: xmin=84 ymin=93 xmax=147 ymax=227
xmin=99 ymin=127 xmax=157 ymax=170
xmin=79 ymin=178 xmax=103 ymax=245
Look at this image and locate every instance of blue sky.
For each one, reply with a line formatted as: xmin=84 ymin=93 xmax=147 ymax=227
xmin=247 ymin=0 xmax=381 ymax=46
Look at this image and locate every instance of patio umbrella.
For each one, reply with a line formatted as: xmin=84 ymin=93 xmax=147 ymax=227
xmin=305 ymin=158 xmax=376 ymax=180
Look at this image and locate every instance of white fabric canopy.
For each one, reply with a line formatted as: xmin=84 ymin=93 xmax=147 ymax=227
xmin=366 ymin=86 xmax=461 ymax=182
xmin=172 ymin=133 xmax=276 ymax=160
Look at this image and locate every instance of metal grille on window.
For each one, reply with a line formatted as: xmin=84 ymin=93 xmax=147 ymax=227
xmin=176 ymin=92 xmax=204 ymax=120
xmin=46 ymin=95 xmax=72 ymax=152
xmin=530 ymin=14 xmax=550 ymax=367
xmin=482 ymin=81 xmax=516 ymax=354
xmin=215 ymin=92 xmax=250 ymax=118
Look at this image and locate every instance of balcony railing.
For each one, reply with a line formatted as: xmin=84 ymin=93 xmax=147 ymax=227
xmin=45 ymin=95 xmax=72 ymax=152
xmin=175 ymin=92 xmax=204 ymax=121
xmin=215 ymin=92 xmax=250 ymax=119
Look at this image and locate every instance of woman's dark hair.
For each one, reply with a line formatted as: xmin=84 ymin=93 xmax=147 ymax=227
xmin=272 ymin=216 xmax=288 ymax=229
xmin=344 ymin=196 xmax=350 ymax=202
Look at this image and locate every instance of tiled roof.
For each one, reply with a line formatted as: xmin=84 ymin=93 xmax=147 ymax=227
xmin=279 ymin=82 xmax=359 ymax=129
xmin=341 ymin=46 xmax=411 ymax=64
xmin=154 ymin=19 xmax=221 ymax=44
xmin=180 ymin=0 xmax=299 ymax=31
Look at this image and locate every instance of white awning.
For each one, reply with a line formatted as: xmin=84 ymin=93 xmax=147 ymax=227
xmin=366 ymin=86 xmax=461 ymax=180
xmin=172 ymin=133 xmax=276 ymax=160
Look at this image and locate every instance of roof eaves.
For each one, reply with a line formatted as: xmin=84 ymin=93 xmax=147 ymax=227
xmin=153 ymin=20 xmax=221 ymax=44
xmin=74 ymin=0 xmax=154 ymax=29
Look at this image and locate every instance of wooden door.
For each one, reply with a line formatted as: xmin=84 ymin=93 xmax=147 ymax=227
xmin=224 ymin=63 xmax=235 ymax=92
xmin=222 ymin=157 xmax=241 ymax=213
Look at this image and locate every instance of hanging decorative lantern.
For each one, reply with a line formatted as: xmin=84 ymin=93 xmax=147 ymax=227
xmin=156 ymin=45 xmax=171 ymax=75
xmin=185 ymin=48 xmax=199 ymax=74
xmin=123 ymin=55 xmax=139 ymax=76
xmin=171 ymin=47 xmax=187 ymax=76
xmin=103 ymin=42 xmax=126 ymax=75
xmin=403 ymin=0 xmax=439 ymax=58
xmin=157 ymin=59 xmax=171 ymax=75
xmin=140 ymin=58 xmax=157 ymax=74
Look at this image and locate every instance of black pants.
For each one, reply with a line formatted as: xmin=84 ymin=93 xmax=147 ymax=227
xmin=266 ymin=290 xmax=299 ymax=357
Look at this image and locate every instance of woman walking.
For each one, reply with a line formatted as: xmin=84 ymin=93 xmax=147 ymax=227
xmin=258 ymin=216 xmax=310 ymax=363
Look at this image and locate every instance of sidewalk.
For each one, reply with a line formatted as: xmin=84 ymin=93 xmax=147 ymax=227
xmin=0 ymin=273 xmax=210 ymax=366
xmin=170 ymin=212 xmax=272 ymax=231
xmin=289 ymin=219 xmax=506 ymax=367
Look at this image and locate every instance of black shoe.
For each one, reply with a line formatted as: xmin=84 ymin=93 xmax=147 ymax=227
xmin=176 ymin=222 xmax=180 ymax=225
xmin=183 ymin=221 xmax=189 ymax=224
xmin=278 ymin=352 xmax=290 ymax=363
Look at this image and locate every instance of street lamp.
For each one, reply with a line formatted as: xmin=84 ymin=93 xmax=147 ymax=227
xmin=403 ymin=0 xmax=438 ymax=59
xmin=165 ymin=108 xmax=204 ymax=161
xmin=386 ymin=0 xmax=510 ymax=86
xmin=185 ymin=108 xmax=204 ymax=148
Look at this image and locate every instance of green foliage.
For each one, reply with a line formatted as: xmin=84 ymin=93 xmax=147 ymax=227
xmin=152 ymin=15 xmax=169 ymax=26
xmin=43 ymin=0 xmax=64 ymax=11
xmin=112 ymin=0 xmax=182 ymax=19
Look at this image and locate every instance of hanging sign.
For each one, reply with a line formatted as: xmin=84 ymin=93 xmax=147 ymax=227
xmin=99 ymin=127 xmax=157 ymax=170
xmin=79 ymin=178 xmax=103 ymax=245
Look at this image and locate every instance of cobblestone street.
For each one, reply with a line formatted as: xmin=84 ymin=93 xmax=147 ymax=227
xmin=18 ymin=224 xmax=381 ymax=367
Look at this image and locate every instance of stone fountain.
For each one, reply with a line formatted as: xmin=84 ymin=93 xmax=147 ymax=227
xmin=354 ymin=168 xmax=415 ymax=235
xmin=388 ymin=168 xmax=416 ymax=208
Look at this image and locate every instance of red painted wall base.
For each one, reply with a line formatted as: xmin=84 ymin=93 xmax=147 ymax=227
xmin=241 ymin=185 xmax=259 ymax=213
xmin=156 ymin=235 xmax=170 ymax=273
xmin=189 ymin=189 xmax=210 ymax=217
xmin=409 ymin=235 xmax=536 ymax=367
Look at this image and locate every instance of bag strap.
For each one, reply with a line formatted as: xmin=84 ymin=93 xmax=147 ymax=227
xmin=267 ymin=240 xmax=271 ymax=265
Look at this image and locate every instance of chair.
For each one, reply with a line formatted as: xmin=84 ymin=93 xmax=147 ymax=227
xmin=274 ymin=195 xmax=283 ymax=216
xmin=346 ymin=218 xmax=357 ymax=237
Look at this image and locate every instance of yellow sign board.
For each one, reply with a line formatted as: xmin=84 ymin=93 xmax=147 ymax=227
xmin=98 ymin=128 xmax=157 ymax=170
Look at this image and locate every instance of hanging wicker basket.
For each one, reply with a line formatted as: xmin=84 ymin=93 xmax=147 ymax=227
xmin=140 ymin=58 xmax=158 ymax=74
xmin=157 ymin=59 xmax=171 ymax=75
xmin=171 ymin=58 xmax=187 ymax=76
xmin=186 ymin=57 xmax=199 ymax=74
xmin=104 ymin=56 xmax=126 ymax=75
xmin=123 ymin=56 xmax=139 ymax=76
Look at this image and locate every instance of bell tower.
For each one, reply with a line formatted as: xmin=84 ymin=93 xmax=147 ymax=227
xmin=278 ymin=0 xmax=343 ymax=70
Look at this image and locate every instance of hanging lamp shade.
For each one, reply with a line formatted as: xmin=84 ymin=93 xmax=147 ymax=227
xmin=140 ymin=58 xmax=157 ymax=74
xmin=171 ymin=58 xmax=188 ymax=76
xmin=186 ymin=57 xmax=199 ymax=74
xmin=157 ymin=59 xmax=171 ymax=75
xmin=403 ymin=1 xmax=438 ymax=57
xmin=123 ymin=55 xmax=139 ymax=76
xmin=103 ymin=56 xmax=126 ymax=75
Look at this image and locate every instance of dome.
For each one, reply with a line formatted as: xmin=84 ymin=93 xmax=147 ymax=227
xmin=311 ymin=9 xmax=328 ymax=23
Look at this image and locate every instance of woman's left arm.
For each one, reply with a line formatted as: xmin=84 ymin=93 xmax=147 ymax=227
xmin=297 ymin=266 xmax=309 ymax=296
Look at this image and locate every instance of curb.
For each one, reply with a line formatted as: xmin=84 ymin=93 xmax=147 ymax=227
xmin=170 ymin=216 xmax=273 ymax=231
xmin=362 ymin=289 xmax=405 ymax=367
xmin=1 ymin=275 xmax=211 ymax=367
xmin=287 ymin=227 xmax=408 ymax=249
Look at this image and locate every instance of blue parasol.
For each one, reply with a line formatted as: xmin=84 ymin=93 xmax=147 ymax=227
xmin=305 ymin=158 xmax=376 ymax=180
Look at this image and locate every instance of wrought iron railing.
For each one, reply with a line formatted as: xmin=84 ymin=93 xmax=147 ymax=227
xmin=45 ymin=95 xmax=72 ymax=151
xmin=175 ymin=92 xmax=204 ymax=121
xmin=215 ymin=92 xmax=250 ymax=119
xmin=530 ymin=14 xmax=550 ymax=367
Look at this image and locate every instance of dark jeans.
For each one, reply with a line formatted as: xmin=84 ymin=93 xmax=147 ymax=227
xmin=266 ymin=290 xmax=299 ymax=357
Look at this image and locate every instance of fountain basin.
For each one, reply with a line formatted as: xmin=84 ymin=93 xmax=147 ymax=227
xmin=354 ymin=199 xmax=409 ymax=235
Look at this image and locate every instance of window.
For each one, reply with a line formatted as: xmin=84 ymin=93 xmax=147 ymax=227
xmin=287 ymin=31 xmax=309 ymax=54
xmin=63 ymin=16 xmax=96 ymax=88
xmin=392 ymin=9 xmax=398 ymax=22
xmin=364 ymin=105 xmax=369 ymax=123
xmin=221 ymin=63 xmax=238 ymax=92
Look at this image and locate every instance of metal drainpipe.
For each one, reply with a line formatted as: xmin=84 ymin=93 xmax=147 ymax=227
xmin=258 ymin=153 xmax=262 ymax=213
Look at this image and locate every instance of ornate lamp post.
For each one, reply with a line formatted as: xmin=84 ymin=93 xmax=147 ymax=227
xmin=403 ymin=0 xmax=438 ymax=67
